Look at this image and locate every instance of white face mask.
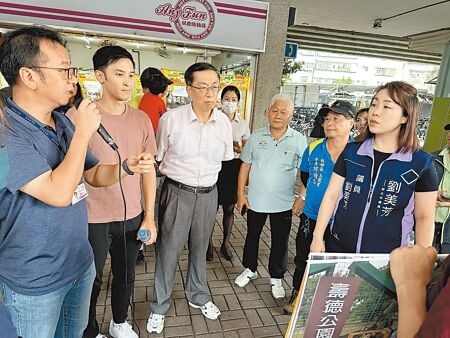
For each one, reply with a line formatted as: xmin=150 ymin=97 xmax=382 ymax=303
xmin=222 ymin=101 xmax=238 ymax=114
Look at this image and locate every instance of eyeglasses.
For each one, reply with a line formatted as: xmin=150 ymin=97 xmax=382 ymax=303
xmin=31 ymin=66 xmax=79 ymax=80
xmin=190 ymin=84 xmax=220 ymax=94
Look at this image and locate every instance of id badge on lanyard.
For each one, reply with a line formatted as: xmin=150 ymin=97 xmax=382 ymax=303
xmin=72 ymin=178 xmax=88 ymax=205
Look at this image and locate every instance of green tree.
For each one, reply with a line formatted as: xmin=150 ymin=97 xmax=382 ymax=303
xmin=282 ymin=59 xmax=303 ymax=85
xmin=234 ymin=66 xmax=250 ymax=77
xmin=334 ymin=77 xmax=353 ymax=85
xmin=232 ymin=59 xmax=303 ymax=85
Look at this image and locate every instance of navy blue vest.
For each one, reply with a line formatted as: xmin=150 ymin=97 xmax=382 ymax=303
xmin=329 ymin=138 xmax=434 ymax=253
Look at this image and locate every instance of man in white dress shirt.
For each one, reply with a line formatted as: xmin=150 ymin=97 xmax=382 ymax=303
xmin=147 ymin=63 xmax=233 ymax=334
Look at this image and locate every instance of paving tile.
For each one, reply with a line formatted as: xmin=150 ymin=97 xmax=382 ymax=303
xmin=205 ymin=318 xmax=223 ymax=333
xmin=238 ymin=328 xmax=254 ymax=337
xmin=206 ymin=262 xmax=224 ymax=269
xmin=207 ymin=269 xmax=218 ymax=281
xmin=211 ymin=294 xmax=228 ymax=311
xmin=224 ymin=294 xmax=241 ymax=311
xmin=97 ymin=205 xmax=300 ymax=337
xmin=172 ymin=283 xmax=185 ymax=292
xmin=259 ymin=291 xmax=279 ymax=308
xmin=195 ymin=333 xmax=224 ymax=338
xmin=165 ymin=314 xmax=191 ymax=327
xmin=171 ymin=290 xmax=186 ymax=299
xmin=268 ymin=305 xmax=287 ymax=317
xmin=221 ymin=318 xmax=250 ymax=331
xmin=166 ymin=301 xmax=176 ymax=316
xmin=210 ymin=286 xmax=235 ymax=295
xmin=164 ymin=324 xmax=194 ymax=337
xmin=134 ymin=286 xmax=147 ymax=302
xmin=274 ymin=313 xmax=292 ymax=325
xmin=236 ymin=292 xmax=260 ymax=301
xmin=208 ymin=280 xmax=233 ymax=288
xmin=134 ymin=279 xmax=151 ymax=288
xmin=174 ymin=298 xmax=190 ymax=316
xmin=223 ymin=330 xmax=240 ymax=338
xmin=219 ymin=309 xmax=245 ymax=321
xmin=239 ymin=299 xmax=267 ymax=309
xmin=278 ymin=323 xmax=289 ymax=336
xmin=191 ymin=314 xmax=208 ymax=335
xmin=243 ymin=308 xmax=263 ymax=327
xmin=131 ymin=301 xmax=150 ymax=320
xmin=213 ymin=268 xmax=228 ymax=280
xmin=251 ymin=325 xmax=282 ymax=337
xmin=256 ymin=307 xmax=276 ymax=326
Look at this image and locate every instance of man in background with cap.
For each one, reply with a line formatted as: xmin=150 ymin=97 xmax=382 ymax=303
xmin=432 ymin=123 xmax=450 ymax=253
xmin=136 ymin=67 xmax=173 ymax=264
xmin=139 ymin=67 xmax=173 ymax=135
xmin=235 ymin=94 xmax=307 ymax=300
xmin=284 ymin=100 xmax=355 ymax=314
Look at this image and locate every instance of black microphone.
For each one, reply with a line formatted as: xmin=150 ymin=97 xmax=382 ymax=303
xmin=97 ymin=124 xmax=118 ymax=150
xmin=74 ymin=99 xmax=118 ymax=150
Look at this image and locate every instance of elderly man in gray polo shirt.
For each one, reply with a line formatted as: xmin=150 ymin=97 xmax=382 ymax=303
xmin=235 ymin=94 xmax=307 ymax=299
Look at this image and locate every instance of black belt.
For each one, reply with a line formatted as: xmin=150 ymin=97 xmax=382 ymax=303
xmin=165 ymin=177 xmax=215 ymax=194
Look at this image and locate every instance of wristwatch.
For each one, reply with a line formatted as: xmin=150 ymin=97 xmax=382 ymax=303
xmin=299 ymin=193 xmax=306 ymax=201
xmin=122 ymin=158 xmax=134 ymax=176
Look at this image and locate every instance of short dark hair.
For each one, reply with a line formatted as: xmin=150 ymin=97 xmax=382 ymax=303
xmin=221 ymin=85 xmax=240 ymax=101
xmin=93 ymin=46 xmax=135 ymax=71
xmin=0 ymin=26 xmax=65 ymax=86
xmin=355 ymin=107 xmax=369 ymax=119
xmin=148 ymin=83 xmax=169 ymax=95
xmin=184 ymin=62 xmax=219 ymax=86
xmin=140 ymin=67 xmax=172 ymax=95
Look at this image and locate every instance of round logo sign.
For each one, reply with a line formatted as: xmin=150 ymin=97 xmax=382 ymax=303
xmin=173 ymin=0 xmax=215 ymax=40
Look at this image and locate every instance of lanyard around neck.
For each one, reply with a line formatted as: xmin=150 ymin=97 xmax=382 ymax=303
xmin=7 ymin=103 xmax=66 ymax=154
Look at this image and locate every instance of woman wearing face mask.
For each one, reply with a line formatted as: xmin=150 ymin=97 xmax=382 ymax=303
xmin=207 ymin=85 xmax=250 ymax=261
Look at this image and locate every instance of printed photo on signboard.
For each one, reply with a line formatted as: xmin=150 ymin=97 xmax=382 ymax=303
xmin=286 ymin=253 xmax=447 ymax=338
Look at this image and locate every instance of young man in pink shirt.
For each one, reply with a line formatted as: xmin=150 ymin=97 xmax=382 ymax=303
xmin=68 ymin=46 xmax=157 ymax=338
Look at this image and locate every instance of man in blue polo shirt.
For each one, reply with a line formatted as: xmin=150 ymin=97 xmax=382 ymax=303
xmin=283 ymin=100 xmax=355 ymax=313
xmin=0 ymin=26 xmax=154 ymax=338
xmin=235 ymin=94 xmax=307 ymax=299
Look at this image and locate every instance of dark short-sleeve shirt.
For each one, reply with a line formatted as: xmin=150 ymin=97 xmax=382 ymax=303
xmin=334 ymin=148 xmax=438 ymax=191
xmin=0 ymin=99 xmax=98 ymax=295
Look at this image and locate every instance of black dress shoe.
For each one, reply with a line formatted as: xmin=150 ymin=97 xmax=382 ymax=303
xmin=136 ymin=250 xmax=145 ymax=264
xmin=206 ymin=247 xmax=214 ymax=261
xmin=220 ymin=245 xmax=233 ymax=261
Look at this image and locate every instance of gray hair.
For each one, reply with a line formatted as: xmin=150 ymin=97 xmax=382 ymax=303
xmin=269 ymin=93 xmax=294 ymax=111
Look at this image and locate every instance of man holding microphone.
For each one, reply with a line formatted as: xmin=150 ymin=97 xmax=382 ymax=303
xmin=0 ymin=26 xmax=153 ymax=338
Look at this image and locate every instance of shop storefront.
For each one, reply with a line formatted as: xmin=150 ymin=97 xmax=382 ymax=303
xmin=0 ymin=0 xmax=269 ymax=119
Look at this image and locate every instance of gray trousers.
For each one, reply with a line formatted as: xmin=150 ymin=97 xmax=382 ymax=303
xmin=151 ymin=179 xmax=217 ymax=315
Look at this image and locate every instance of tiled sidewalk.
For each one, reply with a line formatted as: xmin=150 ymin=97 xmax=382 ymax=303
xmin=95 ymin=210 xmax=300 ymax=337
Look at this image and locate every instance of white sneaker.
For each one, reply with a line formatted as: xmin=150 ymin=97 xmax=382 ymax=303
xmin=188 ymin=301 xmax=221 ymax=320
xmin=109 ymin=319 xmax=138 ymax=338
xmin=95 ymin=335 xmax=107 ymax=338
xmin=234 ymin=268 xmax=258 ymax=287
xmin=270 ymin=278 xmax=285 ymax=299
xmin=147 ymin=313 xmax=165 ymax=334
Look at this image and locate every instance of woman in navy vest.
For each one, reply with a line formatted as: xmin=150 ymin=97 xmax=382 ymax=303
xmin=310 ymin=81 xmax=438 ymax=253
